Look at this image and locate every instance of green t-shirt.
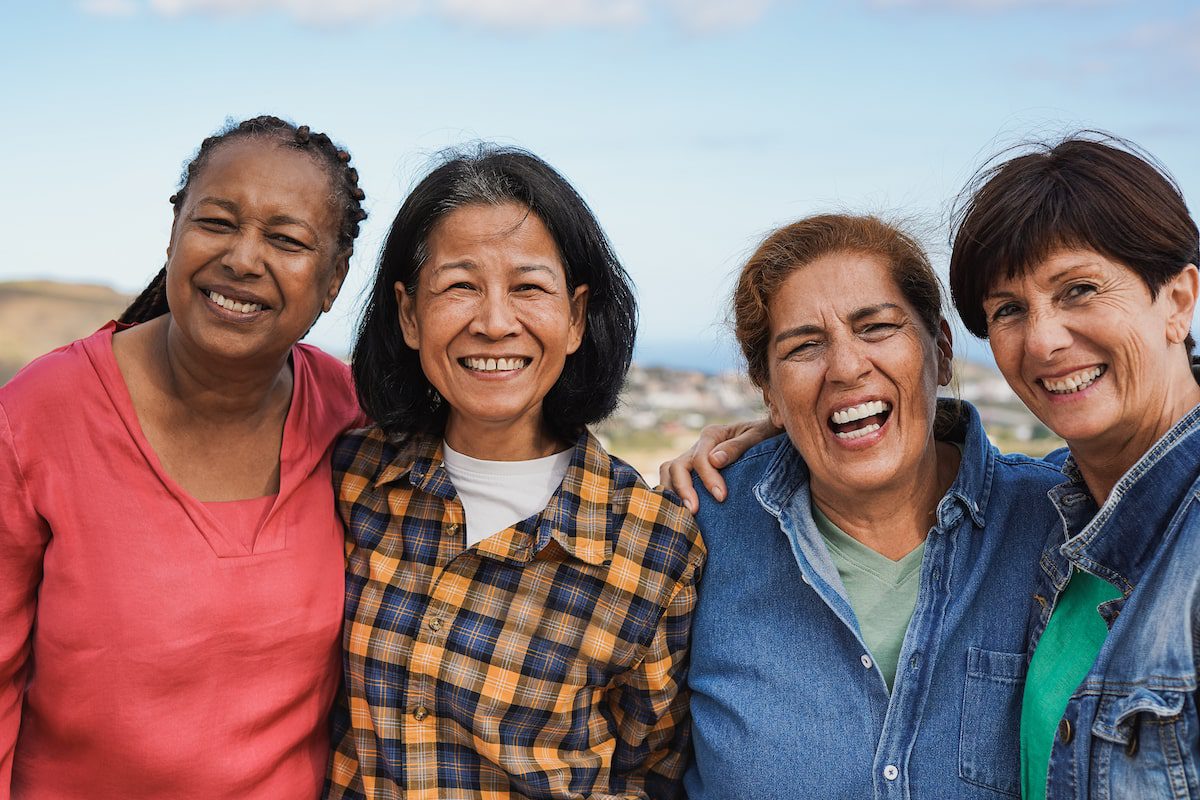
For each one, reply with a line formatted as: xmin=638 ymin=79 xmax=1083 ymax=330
xmin=1020 ymin=569 xmax=1121 ymax=800
xmin=812 ymin=503 xmax=926 ymax=690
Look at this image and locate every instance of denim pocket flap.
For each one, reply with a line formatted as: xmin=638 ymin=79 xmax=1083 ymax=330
xmin=966 ymin=645 xmax=1028 ymax=683
xmin=1091 ymin=688 xmax=1185 ymax=744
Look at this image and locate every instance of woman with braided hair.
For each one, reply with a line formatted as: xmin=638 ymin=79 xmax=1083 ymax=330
xmin=0 ymin=116 xmax=368 ymax=799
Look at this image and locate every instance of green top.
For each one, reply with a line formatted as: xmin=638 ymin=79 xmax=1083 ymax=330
xmin=812 ymin=503 xmax=926 ymax=690
xmin=1020 ymin=568 xmax=1121 ymax=800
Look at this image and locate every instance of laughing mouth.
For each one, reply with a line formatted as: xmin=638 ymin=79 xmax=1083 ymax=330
xmin=828 ymin=400 xmax=892 ymax=440
xmin=205 ymin=290 xmax=267 ymax=314
xmin=1039 ymin=365 xmax=1106 ymax=395
xmin=460 ymin=356 xmax=531 ymax=373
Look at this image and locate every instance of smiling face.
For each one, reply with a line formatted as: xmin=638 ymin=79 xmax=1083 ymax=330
xmin=397 ymin=202 xmax=588 ymax=459
xmin=164 ymin=138 xmax=347 ymax=365
xmin=762 ymin=251 xmax=952 ymax=499
xmin=983 ymin=248 xmax=1198 ymax=453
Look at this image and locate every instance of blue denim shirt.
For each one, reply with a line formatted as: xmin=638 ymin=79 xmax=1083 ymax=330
xmin=1032 ymin=403 xmax=1200 ymax=800
xmin=684 ymin=401 xmax=1064 ymax=799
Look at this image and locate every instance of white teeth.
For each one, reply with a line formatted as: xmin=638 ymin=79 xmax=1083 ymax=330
xmin=207 ymin=291 xmax=263 ymax=314
xmin=830 ymin=400 xmax=891 ymax=425
xmin=1041 ymin=366 xmax=1105 ymax=394
xmin=463 ymin=357 xmax=529 ymax=372
xmin=835 ymin=423 xmax=881 ymax=440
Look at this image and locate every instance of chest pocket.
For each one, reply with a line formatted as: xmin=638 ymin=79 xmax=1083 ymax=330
xmin=1088 ymin=687 xmax=1195 ymax=800
xmin=959 ymin=647 xmax=1025 ymax=797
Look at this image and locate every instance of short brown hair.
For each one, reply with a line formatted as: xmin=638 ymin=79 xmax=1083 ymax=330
xmin=734 ymin=213 xmax=944 ymax=388
xmin=949 ymin=134 xmax=1200 ymax=339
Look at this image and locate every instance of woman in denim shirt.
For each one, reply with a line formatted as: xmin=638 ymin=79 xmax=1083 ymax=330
xmin=671 ymin=214 xmax=1064 ymax=799
xmin=948 ymin=135 xmax=1200 ymax=800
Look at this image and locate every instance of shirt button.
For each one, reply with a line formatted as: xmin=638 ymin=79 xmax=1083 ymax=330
xmin=413 ymin=706 xmax=429 ymax=721
xmin=883 ymin=765 xmax=899 ymax=781
xmin=428 ymin=617 xmax=443 ymax=632
xmin=861 ymin=654 xmax=873 ymax=669
xmin=1058 ymin=718 xmax=1073 ymax=744
xmin=447 ymin=523 xmax=461 ymax=535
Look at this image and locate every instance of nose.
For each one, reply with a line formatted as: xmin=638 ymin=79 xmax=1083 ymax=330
xmin=468 ymin=291 xmax=521 ymax=339
xmin=1022 ymin=308 xmax=1073 ymax=362
xmin=826 ymin=336 xmax=873 ymax=385
xmin=221 ymin=231 xmax=266 ymax=279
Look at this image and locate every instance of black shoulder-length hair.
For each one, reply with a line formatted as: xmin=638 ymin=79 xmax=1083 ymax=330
xmin=353 ymin=145 xmax=638 ymax=442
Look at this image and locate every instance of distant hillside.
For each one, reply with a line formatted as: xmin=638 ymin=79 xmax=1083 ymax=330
xmin=0 ymin=281 xmax=132 ymax=384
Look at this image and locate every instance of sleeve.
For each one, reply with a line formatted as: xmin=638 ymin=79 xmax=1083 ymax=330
xmin=0 ymin=403 xmax=51 ymax=794
xmin=602 ymin=557 xmax=702 ymax=800
xmin=323 ymin=686 xmax=368 ymax=800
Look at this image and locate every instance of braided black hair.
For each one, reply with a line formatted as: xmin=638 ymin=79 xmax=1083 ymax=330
xmin=119 ymin=115 xmax=367 ymax=324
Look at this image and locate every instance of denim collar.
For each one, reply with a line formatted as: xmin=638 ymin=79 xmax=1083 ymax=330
xmin=753 ymin=399 xmax=993 ymax=532
xmin=1046 ymin=401 xmax=1200 ymax=595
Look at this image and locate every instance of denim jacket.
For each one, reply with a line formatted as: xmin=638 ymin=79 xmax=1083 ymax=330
xmin=1032 ymin=403 xmax=1200 ymax=800
xmin=683 ymin=401 xmax=1064 ymax=800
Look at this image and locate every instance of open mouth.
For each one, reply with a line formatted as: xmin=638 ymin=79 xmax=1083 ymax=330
xmin=1038 ymin=365 xmax=1106 ymax=395
xmin=828 ymin=400 xmax=893 ymax=441
xmin=459 ymin=356 xmax=531 ymax=373
xmin=204 ymin=289 xmax=268 ymax=314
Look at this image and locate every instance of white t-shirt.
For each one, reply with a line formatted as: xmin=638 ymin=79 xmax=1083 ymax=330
xmin=442 ymin=442 xmax=574 ymax=547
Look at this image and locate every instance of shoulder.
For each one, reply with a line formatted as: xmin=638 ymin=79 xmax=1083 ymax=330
xmin=292 ymin=344 xmax=364 ymax=430
xmin=0 ymin=328 xmax=106 ymax=420
xmin=332 ymin=424 xmax=398 ymax=483
xmin=693 ymin=434 xmax=791 ymax=526
xmin=991 ymin=448 xmax=1067 ymax=491
xmin=602 ymin=447 xmax=706 ymax=579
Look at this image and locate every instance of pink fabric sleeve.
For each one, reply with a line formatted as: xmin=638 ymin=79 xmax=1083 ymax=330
xmin=0 ymin=403 xmax=50 ymax=796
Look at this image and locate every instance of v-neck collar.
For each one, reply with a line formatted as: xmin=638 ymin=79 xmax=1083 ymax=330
xmin=83 ymin=321 xmax=304 ymax=558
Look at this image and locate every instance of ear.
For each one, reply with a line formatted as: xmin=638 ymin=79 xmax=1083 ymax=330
xmin=322 ymin=256 xmax=350 ymax=314
xmin=1163 ymin=264 xmax=1199 ymax=346
xmin=564 ymin=284 xmax=589 ymax=355
xmin=396 ymin=281 xmax=421 ymax=350
xmin=935 ymin=318 xmax=954 ymax=386
xmin=761 ymin=384 xmax=784 ymax=430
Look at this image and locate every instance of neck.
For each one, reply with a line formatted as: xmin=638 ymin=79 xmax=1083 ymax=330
xmin=811 ymin=439 xmax=960 ymax=560
xmin=1072 ymin=369 xmax=1200 ymax=505
xmin=444 ymin=412 xmax=567 ymax=461
xmin=156 ymin=316 xmax=293 ymax=423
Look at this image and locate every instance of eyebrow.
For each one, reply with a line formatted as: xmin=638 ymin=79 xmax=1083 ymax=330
xmin=984 ymin=263 xmax=1099 ymax=301
xmin=772 ymin=304 xmax=902 ymax=345
xmin=432 ymin=261 xmax=558 ymax=275
xmin=194 ymin=197 xmax=317 ymax=236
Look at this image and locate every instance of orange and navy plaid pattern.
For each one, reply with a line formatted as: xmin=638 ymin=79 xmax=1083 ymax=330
xmin=325 ymin=427 xmax=705 ymax=800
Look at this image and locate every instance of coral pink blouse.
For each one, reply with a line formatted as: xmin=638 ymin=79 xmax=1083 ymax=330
xmin=0 ymin=323 xmax=362 ymax=799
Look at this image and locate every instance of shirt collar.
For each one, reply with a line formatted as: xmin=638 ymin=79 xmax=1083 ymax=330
xmin=1048 ymin=401 xmax=1200 ymax=593
xmin=372 ymin=428 xmax=613 ymax=567
xmin=754 ymin=399 xmax=993 ymax=531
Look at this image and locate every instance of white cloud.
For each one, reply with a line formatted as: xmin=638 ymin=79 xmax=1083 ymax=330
xmin=867 ymin=0 xmax=1119 ymax=9
xmin=439 ymin=0 xmax=645 ymax=30
xmin=77 ymin=0 xmax=139 ymax=15
xmin=82 ymin=0 xmax=772 ymax=31
xmin=663 ymin=0 xmax=772 ymax=31
xmin=146 ymin=0 xmax=422 ymax=23
xmin=1122 ymin=10 xmax=1200 ymax=72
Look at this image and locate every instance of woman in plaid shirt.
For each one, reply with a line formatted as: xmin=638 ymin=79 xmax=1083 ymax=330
xmin=325 ymin=147 xmax=705 ymax=800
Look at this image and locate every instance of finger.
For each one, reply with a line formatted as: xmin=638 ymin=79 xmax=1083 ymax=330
xmin=666 ymin=458 xmax=700 ymax=514
xmin=693 ymin=454 xmax=727 ymax=503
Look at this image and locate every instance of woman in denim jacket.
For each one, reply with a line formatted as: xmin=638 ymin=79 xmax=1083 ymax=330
xmin=948 ymin=135 xmax=1200 ymax=800
xmin=672 ymin=214 xmax=1064 ymax=799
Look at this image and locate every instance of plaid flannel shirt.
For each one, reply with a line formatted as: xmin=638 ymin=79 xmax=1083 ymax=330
xmin=325 ymin=427 xmax=705 ymax=800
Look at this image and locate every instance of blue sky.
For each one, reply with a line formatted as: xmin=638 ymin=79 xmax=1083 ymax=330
xmin=2 ymin=0 xmax=1197 ymax=369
